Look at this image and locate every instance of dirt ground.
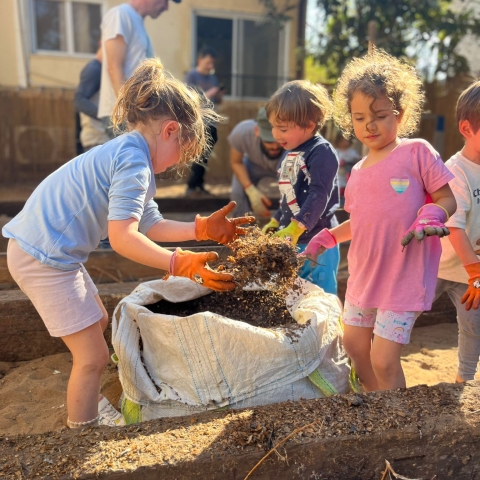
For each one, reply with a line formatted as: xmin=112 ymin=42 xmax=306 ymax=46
xmin=0 ymin=322 xmax=477 ymax=438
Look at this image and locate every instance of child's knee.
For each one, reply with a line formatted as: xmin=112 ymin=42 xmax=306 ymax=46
xmin=370 ymin=350 xmax=401 ymax=378
xmin=343 ymin=332 xmax=368 ymax=360
xmin=75 ymin=344 xmax=109 ymax=373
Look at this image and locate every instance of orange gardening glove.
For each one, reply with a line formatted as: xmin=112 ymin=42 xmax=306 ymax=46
xmin=461 ymin=262 xmax=480 ymax=311
xmin=170 ymin=248 xmax=235 ymax=291
xmin=195 ymin=201 xmax=255 ymax=244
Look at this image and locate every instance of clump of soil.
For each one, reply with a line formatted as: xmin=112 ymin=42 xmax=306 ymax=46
xmin=219 ymin=227 xmax=301 ymax=294
xmin=147 ymin=289 xmax=301 ymax=330
xmin=166 ymin=228 xmax=305 ymax=332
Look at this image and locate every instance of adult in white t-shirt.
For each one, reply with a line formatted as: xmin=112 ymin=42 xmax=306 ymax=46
xmin=98 ymin=0 xmax=181 ymax=132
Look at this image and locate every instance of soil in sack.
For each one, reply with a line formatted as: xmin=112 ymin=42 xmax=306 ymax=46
xmin=147 ymin=229 xmax=306 ymax=331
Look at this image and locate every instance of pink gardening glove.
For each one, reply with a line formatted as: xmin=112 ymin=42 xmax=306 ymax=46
xmin=301 ymin=228 xmax=337 ymax=261
xmin=401 ymin=204 xmax=450 ymax=247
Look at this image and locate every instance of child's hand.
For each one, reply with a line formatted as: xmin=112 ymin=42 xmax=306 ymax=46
xmin=245 ymin=184 xmax=272 ymax=218
xmin=273 ymin=220 xmax=306 ymax=245
xmin=195 ymin=201 xmax=255 ymax=245
xmin=170 ymin=248 xmax=235 ymax=291
xmin=461 ymin=262 xmax=480 ymax=311
xmin=302 ymin=228 xmax=337 ymax=261
xmin=401 ymin=204 xmax=450 ymax=247
xmin=262 ymin=218 xmax=279 ymax=235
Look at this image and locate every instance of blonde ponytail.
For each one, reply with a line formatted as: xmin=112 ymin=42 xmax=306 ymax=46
xmin=112 ymin=58 xmax=222 ymax=164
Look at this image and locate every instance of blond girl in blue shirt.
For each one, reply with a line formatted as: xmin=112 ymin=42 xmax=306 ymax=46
xmin=4 ymin=59 xmax=252 ymax=428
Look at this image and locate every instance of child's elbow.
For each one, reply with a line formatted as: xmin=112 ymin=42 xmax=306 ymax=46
xmin=449 ymin=195 xmax=457 ymax=217
xmin=445 ymin=186 xmax=457 ymax=217
xmin=450 ymin=197 xmax=457 ymax=215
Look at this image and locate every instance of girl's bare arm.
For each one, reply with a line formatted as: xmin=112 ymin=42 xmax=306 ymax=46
xmin=108 ymin=218 xmax=173 ymax=270
xmin=330 ymin=219 xmax=352 ymax=243
xmin=430 ymin=184 xmax=457 ymax=218
xmin=145 ymin=219 xmax=196 ymax=242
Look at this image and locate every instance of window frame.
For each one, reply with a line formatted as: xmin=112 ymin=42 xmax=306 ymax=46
xmin=29 ymin=0 xmax=105 ymax=58
xmin=192 ymin=9 xmax=291 ymax=101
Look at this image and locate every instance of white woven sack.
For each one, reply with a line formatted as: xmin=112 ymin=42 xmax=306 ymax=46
xmin=112 ymin=277 xmax=351 ymax=419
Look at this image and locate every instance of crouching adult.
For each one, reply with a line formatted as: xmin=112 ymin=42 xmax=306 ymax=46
xmin=229 ymin=108 xmax=284 ymax=218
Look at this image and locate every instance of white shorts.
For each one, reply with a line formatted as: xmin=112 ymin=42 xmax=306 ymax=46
xmin=7 ymin=239 xmax=103 ymax=337
xmin=342 ymin=299 xmax=421 ymax=345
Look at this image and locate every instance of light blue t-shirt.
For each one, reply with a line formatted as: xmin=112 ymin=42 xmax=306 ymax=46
xmin=3 ymin=131 xmax=163 ymax=270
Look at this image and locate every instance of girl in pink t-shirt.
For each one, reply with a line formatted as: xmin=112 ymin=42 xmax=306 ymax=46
xmin=304 ymin=50 xmax=457 ymax=391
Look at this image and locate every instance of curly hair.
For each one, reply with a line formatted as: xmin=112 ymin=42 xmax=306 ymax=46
xmin=112 ymin=58 xmax=222 ymax=165
xmin=265 ymin=80 xmax=333 ymax=133
xmin=334 ymin=49 xmax=424 ymax=138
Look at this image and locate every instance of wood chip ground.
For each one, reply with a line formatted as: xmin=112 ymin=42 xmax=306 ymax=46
xmin=0 ymin=383 xmax=478 ymax=478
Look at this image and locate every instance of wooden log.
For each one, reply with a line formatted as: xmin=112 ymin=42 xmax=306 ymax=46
xmin=0 ymin=382 xmax=478 ymax=479
xmin=0 ymin=197 xmax=280 ymax=217
xmin=0 ymin=282 xmax=139 ymax=362
xmin=0 ymin=264 xmax=456 ymax=362
xmin=0 ymin=244 xmax=228 ymax=290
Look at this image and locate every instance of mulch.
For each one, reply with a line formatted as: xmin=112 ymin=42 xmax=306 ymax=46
xmin=0 ymin=383 xmax=478 ymax=478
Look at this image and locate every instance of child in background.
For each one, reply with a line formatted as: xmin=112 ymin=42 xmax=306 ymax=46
xmin=3 ymin=59 xmax=253 ymax=429
xmin=435 ymin=80 xmax=480 ymax=383
xmin=261 ymin=80 xmax=340 ymax=295
xmin=334 ymin=132 xmax=361 ymax=201
xmin=304 ymin=50 xmax=456 ymax=391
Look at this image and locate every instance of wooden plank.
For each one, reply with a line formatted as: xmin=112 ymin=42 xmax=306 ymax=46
xmin=0 ymin=282 xmax=139 ymax=362
xmin=0 ymin=196 xmax=282 ymax=216
xmin=0 ymin=244 xmax=229 ymax=289
xmin=0 ymin=268 xmax=456 ymax=363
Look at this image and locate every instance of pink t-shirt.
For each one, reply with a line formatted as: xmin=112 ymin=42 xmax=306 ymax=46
xmin=344 ymin=138 xmax=454 ymax=311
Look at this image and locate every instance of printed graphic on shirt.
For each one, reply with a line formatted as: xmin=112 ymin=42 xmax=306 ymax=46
xmin=390 ymin=178 xmax=410 ymax=194
xmin=473 ymin=187 xmax=480 ymax=204
xmin=278 ymin=151 xmax=310 ymax=215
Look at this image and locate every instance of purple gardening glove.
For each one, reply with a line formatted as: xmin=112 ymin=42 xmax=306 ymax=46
xmin=401 ymin=203 xmax=450 ymax=247
xmin=301 ymin=228 xmax=337 ymax=262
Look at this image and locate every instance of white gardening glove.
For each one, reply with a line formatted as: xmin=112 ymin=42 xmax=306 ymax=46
xmin=245 ymin=184 xmax=272 ymax=218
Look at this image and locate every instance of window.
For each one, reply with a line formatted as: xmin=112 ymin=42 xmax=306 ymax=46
xmin=195 ymin=12 xmax=290 ymax=99
xmin=32 ymin=0 xmax=102 ymax=55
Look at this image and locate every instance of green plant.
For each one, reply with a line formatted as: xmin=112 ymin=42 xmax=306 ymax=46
xmin=259 ymin=0 xmax=480 ymax=80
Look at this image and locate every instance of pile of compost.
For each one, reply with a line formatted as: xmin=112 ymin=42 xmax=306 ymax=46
xmin=147 ymin=289 xmax=299 ymax=329
xmin=218 ymin=227 xmax=301 ymax=294
xmin=150 ymin=230 xmax=305 ymax=329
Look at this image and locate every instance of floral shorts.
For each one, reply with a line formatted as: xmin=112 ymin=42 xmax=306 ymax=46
xmin=342 ymin=299 xmax=421 ymax=345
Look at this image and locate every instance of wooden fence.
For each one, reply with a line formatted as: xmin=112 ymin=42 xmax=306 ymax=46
xmin=0 ymin=88 xmax=77 ymax=184
xmin=0 ymin=78 xmax=473 ymax=186
xmin=421 ymin=75 xmax=474 ymax=161
xmin=0 ymin=87 xmax=263 ymax=185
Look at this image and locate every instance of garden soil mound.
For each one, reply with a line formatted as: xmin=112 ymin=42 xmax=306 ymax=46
xmin=0 ymin=323 xmax=477 ymax=437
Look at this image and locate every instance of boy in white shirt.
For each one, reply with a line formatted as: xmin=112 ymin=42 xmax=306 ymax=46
xmin=436 ymin=80 xmax=480 ymax=382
